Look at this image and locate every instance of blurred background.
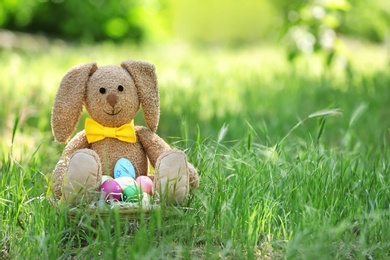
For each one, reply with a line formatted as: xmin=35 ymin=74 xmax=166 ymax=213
xmin=1 ymin=0 xmax=389 ymax=49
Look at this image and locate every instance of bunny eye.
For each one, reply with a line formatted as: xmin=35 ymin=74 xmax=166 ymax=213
xmin=118 ymin=85 xmax=124 ymax=92
xmin=99 ymin=87 xmax=106 ymax=94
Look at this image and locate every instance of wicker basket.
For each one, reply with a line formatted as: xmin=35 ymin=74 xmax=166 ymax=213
xmin=66 ymin=193 xmax=160 ymax=221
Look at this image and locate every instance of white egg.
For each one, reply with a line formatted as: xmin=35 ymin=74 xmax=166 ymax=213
xmin=101 ymin=175 xmax=113 ymax=184
xmin=115 ymin=176 xmax=137 ymax=190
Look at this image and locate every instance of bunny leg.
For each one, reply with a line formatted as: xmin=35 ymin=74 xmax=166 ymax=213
xmin=154 ymin=149 xmax=190 ymax=204
xmin=62 ymin=149 xmax=102 ymax=204
xmin=187 ymin=162 xmax=200 ymax=189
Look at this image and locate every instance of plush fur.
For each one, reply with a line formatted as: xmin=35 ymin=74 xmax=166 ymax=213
xmin=51 ymin=60 xmax=199 ymax=204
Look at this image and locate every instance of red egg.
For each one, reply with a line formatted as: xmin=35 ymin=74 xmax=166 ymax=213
xmin=101 ymin=179 xmax=123 ymax=202
xmin=135 ymin=176 xmax=154 ymax=195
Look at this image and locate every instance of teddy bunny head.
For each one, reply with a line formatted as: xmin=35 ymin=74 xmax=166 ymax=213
xmin=51 ymin=60 xmax=159 ymax=143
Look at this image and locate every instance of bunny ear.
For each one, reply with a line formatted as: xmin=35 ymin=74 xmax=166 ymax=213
xmin=121 ymin=60 xmax=159 ymax=132
xmin=51 ymin=62 xmax=97 ymax=143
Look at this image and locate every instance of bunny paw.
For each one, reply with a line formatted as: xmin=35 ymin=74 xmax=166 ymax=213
xmin=154 ymin=149 xmax=189 ymax=204
xmin=62 ymin=149 xmax=102 ymax=204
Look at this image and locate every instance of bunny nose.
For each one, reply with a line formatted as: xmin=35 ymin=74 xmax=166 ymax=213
xmin=106 ymin=93 xmax=117 ymax=107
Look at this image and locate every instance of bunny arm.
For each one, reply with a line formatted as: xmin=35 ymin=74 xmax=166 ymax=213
xmin=52 ymin=130 xmax=90 ymax=198
xmin=135 ymin=126 xmax=170 ymax=166
xmin=135 ymin=126 xmax=200 ymax=189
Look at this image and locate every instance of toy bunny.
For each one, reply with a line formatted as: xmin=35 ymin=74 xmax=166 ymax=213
xmin=51 ymin=60 xmax=199 ymax=204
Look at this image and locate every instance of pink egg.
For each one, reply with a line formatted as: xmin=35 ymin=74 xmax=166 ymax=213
xmin=135 ymin=176 xmax=154 ymax=195
xmin=101 ymin=179 xmax=123 ymax=202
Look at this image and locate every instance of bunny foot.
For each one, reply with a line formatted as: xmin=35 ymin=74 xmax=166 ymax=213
xmin=154 ymin=149 xmax=189 ymax=204
xmin=62 ymin=149 xmax=102 ymax=204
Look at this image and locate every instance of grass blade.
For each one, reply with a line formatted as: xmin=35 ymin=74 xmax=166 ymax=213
xmin=317 ymin=117 xmax=326 ymax=145
xmin=308 ymin=108 xmax=342 ymax=118
xmin=217 ymin=124 xmax=228 ymax=143
xmin=349 ymin=103 xmax=367 ymax=128
xmin=11 ymin=114 xmax=20 ymax=145
xmin=278 ymin=108 xmax=341 ymax=146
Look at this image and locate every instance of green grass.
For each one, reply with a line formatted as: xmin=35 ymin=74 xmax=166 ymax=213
xmin=1 ymin=40 xmax=390 ymax=259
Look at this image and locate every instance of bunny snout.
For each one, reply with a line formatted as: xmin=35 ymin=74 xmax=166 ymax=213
xmin=106 ymin=93 xmax=117 ymax=108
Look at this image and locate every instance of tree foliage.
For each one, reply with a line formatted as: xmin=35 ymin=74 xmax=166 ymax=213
xmin=0 ymin=0 xmax=143 ymax=42
xmin=280 ymin=0 xmax=350 ymax=66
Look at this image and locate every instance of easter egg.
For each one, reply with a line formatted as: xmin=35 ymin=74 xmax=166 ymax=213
xmin=123 ymin=185 xmax=143 ymax=202
xmin=114 ymin=158 xmax=136 ymax=179
xmin=97 ymin=199 xmax=106 ymax=209
xmin=141 ymin=192 xmax=151 ymax=204
xmin=136 ymin=176 xmax=154 ymax=195
xmin=101 ymin=179 xmax=122 ymax=202
xmin=101 ymin=175 xmax=113 ymax=184
xmin=115 ymin=176 xmax=137 ymax=190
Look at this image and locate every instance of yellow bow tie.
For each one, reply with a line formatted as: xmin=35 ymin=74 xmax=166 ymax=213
xmin=85 ymin=118 xmax=137 ymax=144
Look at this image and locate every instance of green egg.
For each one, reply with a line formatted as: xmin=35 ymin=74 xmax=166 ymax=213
xmin=123 ymin=185 xmax=143 ymax=202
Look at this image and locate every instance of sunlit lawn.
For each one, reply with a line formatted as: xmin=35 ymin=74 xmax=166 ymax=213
xmin=1 ymin=39 xmax=390 ymax=258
